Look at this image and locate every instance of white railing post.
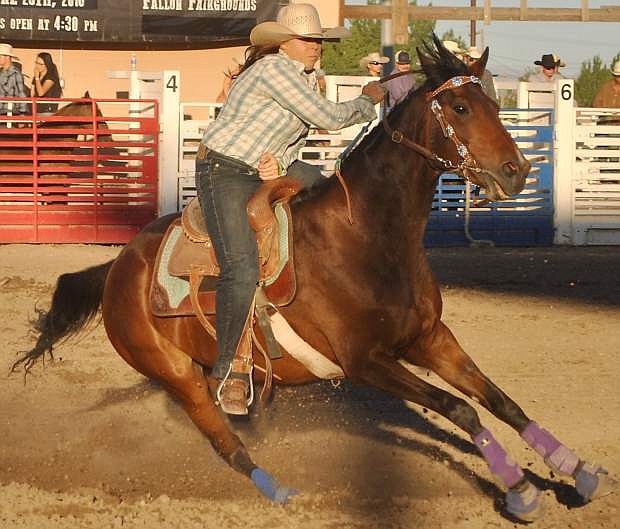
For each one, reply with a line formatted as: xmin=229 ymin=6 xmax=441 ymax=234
xmin=553 ymin=78 xmax=575 ymax=244
xmin=159 ymin=70 xmax=181 ymax=216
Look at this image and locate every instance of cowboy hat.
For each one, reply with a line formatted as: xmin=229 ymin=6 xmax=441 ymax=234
xmin=465 ymin=46 xmax=482 ymax=60
xmin=534 ymin=54 xmax=559 ymax=69
xmin=0 ymin=43 xmax=19 ymax=60
xmin=442 ymin=40 xmax=463 ymax=55
xmin=552 ymin=54 xmax=566 ymax=68
xmin=395 ymin=50 xmax=411 ymax=64
xmin=359 ymin=51 xmax=390 ymax=69
xmin=250 ymin=4 xmax=348 ymax=47
xmin=612 ymin=60 xmax=620 ymax=76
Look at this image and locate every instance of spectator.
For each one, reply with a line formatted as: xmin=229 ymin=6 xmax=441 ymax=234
xmin=528 ymin=54 xmax=564 ymax=82
xmin=30 ymin=51 xmax=62 ymax=115
xmin=592 ymin=60 xmax=620 ymax=108
xmin=463 ymin=46 xmax=498 ymax=103
xmin=552 ymin=54 xmax=567 ymax=76
xmin=384 ymin=49 xmax=416 ymax=109
xmin=442 ymin=40 xmax=464 ymax=60
xmin=0 ymin=42 xmax=27 ymax=116
xmin=359 ymin=51 xmax=389 ymax=77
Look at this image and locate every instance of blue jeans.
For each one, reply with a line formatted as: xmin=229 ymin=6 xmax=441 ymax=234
xmin=196 ymin=152 xmax=322 ymax=379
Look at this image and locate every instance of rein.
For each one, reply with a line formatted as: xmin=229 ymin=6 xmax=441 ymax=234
xmin=379 ymin=70 xmax=415 ymax=83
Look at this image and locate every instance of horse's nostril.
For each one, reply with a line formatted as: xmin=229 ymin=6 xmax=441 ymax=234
xmin=502 ymin=161 xmax=518 ymax=178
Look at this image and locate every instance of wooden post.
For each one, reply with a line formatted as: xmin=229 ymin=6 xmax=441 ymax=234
xmin=342 ymin=3 xmax=620 ymax=22
xmin=339 ymin=0 xmax=345 ymax=26
xmin=392 ymin=0 xmax=409 ymax=46
xmin=470 ymin=0 xmax=477 ymax=46
xmin=581 ymin=0 xmax=589 ymax=21
xmin=484 ymin=0 xmax=491 ymax=25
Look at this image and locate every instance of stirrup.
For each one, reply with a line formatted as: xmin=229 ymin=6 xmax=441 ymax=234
xmin=216 ymin=363 xmax=254 ymax=415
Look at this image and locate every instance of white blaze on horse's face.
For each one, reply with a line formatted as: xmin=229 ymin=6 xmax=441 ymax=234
xmin=280 ymin=37 xmax=322 ymax=71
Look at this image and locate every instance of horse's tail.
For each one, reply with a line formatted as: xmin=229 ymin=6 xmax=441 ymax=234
xmin=11 ymin=260 xmax=114 ymax=376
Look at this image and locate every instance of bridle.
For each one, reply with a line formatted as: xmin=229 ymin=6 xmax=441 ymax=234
xmin=381 ymin=74 xmax=485 ymax=180
xmin=334 ymin=73 xmax=488 ymax=223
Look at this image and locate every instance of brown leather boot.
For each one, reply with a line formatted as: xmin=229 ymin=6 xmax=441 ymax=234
xmin=216 ymin=320 xmax=254 ymax=415
xmin=217 ymin=371 xmax=252 ymax=415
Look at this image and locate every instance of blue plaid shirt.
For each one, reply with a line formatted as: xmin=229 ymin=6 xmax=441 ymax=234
xmin=201 ymin=50 xmax=377 ymax=170
xmin=0 ymin=64 xmax=27 ymax=115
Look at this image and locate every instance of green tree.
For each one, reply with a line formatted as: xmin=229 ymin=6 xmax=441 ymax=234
xmin=321 ymin=0 xmax=437 ymax=76
xmin=322 ymin=18 xmax=381 ymax=75
xmin=575 ymin=53 xmax=620 ymax=106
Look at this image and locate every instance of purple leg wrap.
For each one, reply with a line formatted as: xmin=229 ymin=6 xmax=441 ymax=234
xmin=521 ymin=421 xmax=579 ymax=476
xmin=474 ymin=428 xmax=524 ymax=488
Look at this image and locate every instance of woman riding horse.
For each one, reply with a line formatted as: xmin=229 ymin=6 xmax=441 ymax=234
xmin=12 ymin=29 xmax=615 ymax=524
xmin=196 ymin=3 xmax=385 ymax=414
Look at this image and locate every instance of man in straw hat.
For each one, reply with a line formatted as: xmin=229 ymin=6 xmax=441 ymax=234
xmin=195 ymin=3 xmax=385 ymax=415
xmin=463 ymin=46 xmax=497 ymax=103
xmin=359 ymin=51 xmax=390 ymax=77
xmin=592 ymin=60 xmax=620 ymax=109
xmin=552 ymin=54 xmax=566 ymax=71
xmin=0 ymin=43 xmax=27 ymax=117
xmin=442 ymin=40 xmax=464 ymax=60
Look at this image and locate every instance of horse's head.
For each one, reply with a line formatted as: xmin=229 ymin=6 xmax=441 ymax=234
xmin=413 ymin=35 xmax=530 ymax=201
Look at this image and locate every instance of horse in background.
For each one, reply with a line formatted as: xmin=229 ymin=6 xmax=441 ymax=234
xmin=0 ymin=93 xmax=121 ymax=202
xmin=0 ymin=92 xmax=113 ymax=163
xmin=12 ymin=37 xmax=615 ymax=521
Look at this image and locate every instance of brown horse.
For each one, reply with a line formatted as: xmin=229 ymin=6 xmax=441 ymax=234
xmin=0 ymin=93 xmax=113 ymax=172
xmin=0 ymin=94 xmax=119 ymax=204
xmin=13 ymin=38 xmax=615 ymax=520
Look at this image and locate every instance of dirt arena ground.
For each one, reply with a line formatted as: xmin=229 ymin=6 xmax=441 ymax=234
xmin=1 ymin=244 xmax=618 ymax=529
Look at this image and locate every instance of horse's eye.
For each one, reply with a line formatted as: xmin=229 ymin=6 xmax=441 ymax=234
xmin=453 ymin=104 xmax=467 ymax=114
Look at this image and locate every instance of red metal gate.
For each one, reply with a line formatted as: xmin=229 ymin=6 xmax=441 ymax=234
xmin=0 ymin=97 xmax=158 ymax=243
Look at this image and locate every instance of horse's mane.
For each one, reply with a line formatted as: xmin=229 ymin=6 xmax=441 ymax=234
xmin=417 ymin=34 xmax=469 ymax=90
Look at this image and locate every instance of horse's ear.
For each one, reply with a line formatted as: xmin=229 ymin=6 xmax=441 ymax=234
xmin=83 ymin=91 xmax=90 ymax=98
xmin=416 ymin=46 xmax=433 ymax=75
xmin=468 ymin=47 xmax=489 ymax=77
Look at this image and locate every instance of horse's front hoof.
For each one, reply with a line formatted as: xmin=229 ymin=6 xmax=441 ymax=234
xmin=251 ymin=468 xmax=298 ymax=504
xmin=506 ymin=480 xmax=545 ymax=522
xmin=575 ymin=462 xmax=617 ymax=502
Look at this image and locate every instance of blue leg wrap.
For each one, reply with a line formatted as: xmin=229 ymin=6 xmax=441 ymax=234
xmin=251 ymin=468 xmax=298 ymax=504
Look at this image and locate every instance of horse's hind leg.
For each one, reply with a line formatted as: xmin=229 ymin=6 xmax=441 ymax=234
xmin=350 ymin=357 xmax=543 ymax=521
xmin=408 ymin=321 xmax=616 ymax=504
xmin=110 ymin=334 xmax=296 ymax=503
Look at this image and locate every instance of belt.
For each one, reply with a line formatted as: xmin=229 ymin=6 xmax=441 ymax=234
xmin=196 ymin=142 xmax=210 ymax=162
xmin=196 ymin=143 xmax=257 ymax=174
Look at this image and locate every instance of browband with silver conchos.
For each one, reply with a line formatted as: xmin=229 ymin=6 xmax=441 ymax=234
xmin=427 ymin=75 xmax=481 ymax=100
